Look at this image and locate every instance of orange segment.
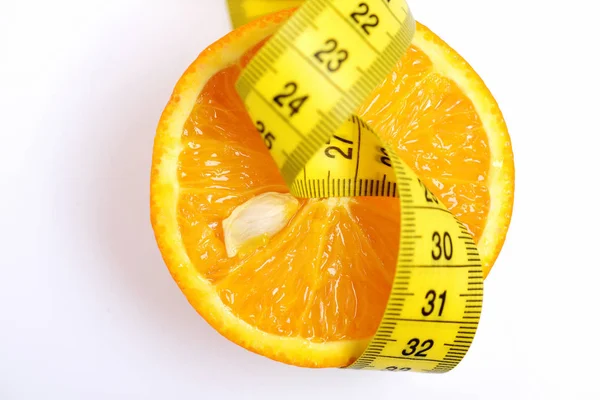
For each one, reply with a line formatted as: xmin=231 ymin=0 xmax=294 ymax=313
xmin=151 ymin=9 xmax=514 ymax=367
xmin=358 ymin=50 xmax=491 ymax=241
xmin=177 ymin=46 xmax=400 ymax=342
xmin=213 ymin=198 xmax=397 ymax=341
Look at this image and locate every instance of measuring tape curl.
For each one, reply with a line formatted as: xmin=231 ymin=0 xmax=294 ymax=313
xmin=228 ymin=0 xmax=483 ymax=373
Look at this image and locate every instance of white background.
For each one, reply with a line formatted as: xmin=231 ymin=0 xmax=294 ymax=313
xmin=1 ymin=0 xmax=599 ymax=398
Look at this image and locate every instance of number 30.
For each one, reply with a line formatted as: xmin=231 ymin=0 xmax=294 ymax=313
xmin=432 ymin=231 xmax=453 ymax=260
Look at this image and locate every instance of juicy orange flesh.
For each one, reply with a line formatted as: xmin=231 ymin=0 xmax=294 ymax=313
xmin=358 ymin=46 xmax=491 ymax=230
xmin=177 ymin=39 xmax=490 ymax=342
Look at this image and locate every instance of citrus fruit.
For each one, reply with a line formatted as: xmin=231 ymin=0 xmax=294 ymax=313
xmin=150 ymin=9 xmax=514 ymax=367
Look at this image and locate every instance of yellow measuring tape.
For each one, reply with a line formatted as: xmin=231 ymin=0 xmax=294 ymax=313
xmin=228 ymin=0 xmax=483 ymax=373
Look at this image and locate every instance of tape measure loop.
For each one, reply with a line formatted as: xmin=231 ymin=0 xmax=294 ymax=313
xmin=229 ymin=0 xmax=484 ymax=373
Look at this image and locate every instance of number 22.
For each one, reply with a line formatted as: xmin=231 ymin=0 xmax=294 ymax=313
xmin=350 ymin=3 xmax=380 ymax=35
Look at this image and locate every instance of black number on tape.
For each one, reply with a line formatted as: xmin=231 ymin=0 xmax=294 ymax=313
xmin=325 ymin=135 xmax=354 ymax=160
xmin=418 ymin=178 xmax=439 ymax=204
xmin=432 ymin=231 xmax=453 ymax=261
xmin=402 ymin=338 xmax=434 ymax=357
xmin=422 ymin=290 xmax=447 ymax=317
xmin=386 ymin=366 xmax=411 ymax=371
xmin=379 ymin=147 xmax=391 ymax=167
xmin=314 ymin=39 xmax=349 ymax=72
xmin=255 ymin=120 xmax=276 ymax=149
xmin=272 ymin=82 xmax=309 ymax=117
xmin=415 ymin=340 xmax=434 ymax=357
xmin=350 ymin=2 xmax=380 ymax=35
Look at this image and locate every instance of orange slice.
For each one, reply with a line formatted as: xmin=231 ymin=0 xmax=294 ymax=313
xmin=150 ymin=9 xmax=514 ymax=367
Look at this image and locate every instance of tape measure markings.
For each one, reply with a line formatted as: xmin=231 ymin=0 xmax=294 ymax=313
xmin=238 ymin=0 xmax=415 ymax=181
xmin=229 ymin=0 xmax=484 ymax=373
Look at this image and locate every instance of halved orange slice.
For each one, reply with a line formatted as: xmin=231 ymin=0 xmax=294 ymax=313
xmin=150 ymin=9 xmax=514 ymax=367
